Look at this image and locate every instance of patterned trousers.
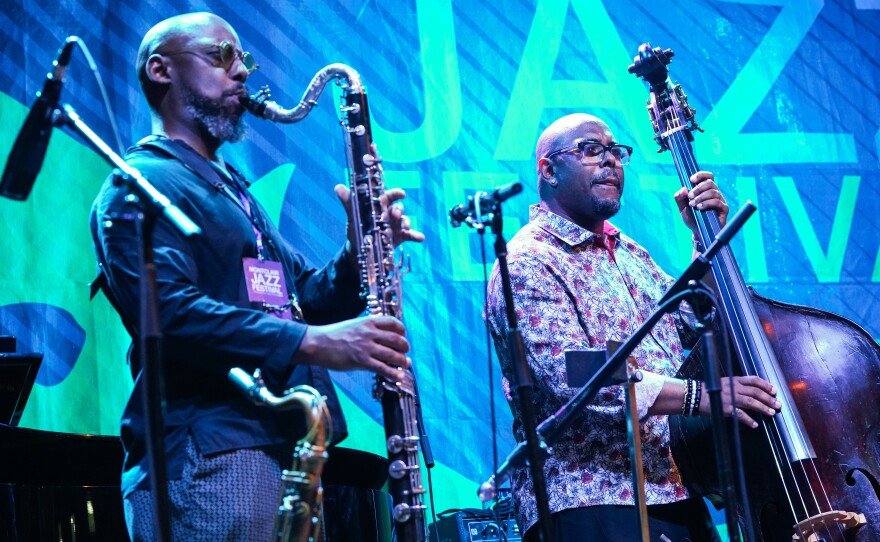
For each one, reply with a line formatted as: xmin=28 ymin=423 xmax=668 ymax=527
xmin=123 ymin=434 xmax=283 ymax=542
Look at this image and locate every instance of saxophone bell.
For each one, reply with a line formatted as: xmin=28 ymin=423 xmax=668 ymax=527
xmin=228 ymin=368 xmax=331 ymax=542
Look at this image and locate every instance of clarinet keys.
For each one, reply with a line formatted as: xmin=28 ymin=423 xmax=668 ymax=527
xmin=387 ymin=434 xmax=420 ymax=455
xmin=393 ymin=501 xmax=427 ymax=524
xmin=388 ymin=459 xmax=422 ymax=480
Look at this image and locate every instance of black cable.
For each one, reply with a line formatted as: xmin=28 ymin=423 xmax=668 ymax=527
xmin=477 ymin=225 xmax=500 ymax=479
xmin=74 ymin=39 xmax=125 ymax=155
xmin=488 ymin=494 xmax=515 ymax=542
xmin=426 ymin=466 xmax=440 ymax=542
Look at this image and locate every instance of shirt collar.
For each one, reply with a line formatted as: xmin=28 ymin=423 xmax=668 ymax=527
xmin=529 ymin=204 xmax=620 ymax=248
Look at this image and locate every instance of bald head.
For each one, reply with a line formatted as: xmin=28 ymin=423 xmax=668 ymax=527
xmin=137 ymin=12 xmax=238 ymax=107
xmin=536 ymin=113 xmax=612 ymax=201
xmin=535 ymin=113 xmax=609 ymax=165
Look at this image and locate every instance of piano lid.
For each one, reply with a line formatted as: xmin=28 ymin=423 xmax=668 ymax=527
xmin=0 ymin=424 xmax=123 ymax=486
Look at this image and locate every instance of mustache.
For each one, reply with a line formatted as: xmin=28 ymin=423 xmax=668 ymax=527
xmin=224 ymin=84 xmax=249 ymax=98
xmin=591 ymin=169 xmax=620 ymax=184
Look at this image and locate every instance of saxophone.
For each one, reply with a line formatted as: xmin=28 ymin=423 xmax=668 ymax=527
xmin=228 ymin=368 xmax=331 ymax=542
xmin=242 ymin=64 xmax=427 ymax=541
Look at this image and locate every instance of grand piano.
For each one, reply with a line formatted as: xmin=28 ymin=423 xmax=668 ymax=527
xmin=0 ymin=339 xmax=394 ymax=541
xmin=0 ymin=423 xmax=128 ymax=540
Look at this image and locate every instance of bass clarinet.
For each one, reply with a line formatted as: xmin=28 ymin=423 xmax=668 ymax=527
xmin=242 ymin=64 xmax=428 ymax=541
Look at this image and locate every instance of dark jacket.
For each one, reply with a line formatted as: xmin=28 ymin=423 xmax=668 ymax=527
xmin=90 ymin=136 xmax=363 ymax=496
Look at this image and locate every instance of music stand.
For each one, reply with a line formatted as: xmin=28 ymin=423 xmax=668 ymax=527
xmin=0 ymin=352 xmax=43 ymax=427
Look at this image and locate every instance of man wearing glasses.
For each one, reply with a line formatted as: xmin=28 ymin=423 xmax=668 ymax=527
xmin=485 ymin=114 xmax=779 ymax=541
xmin=90 ymin=12 xmax=423 ymax=540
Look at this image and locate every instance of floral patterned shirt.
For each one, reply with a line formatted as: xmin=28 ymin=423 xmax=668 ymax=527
xmin=485 ymin=205 xmax=694 ymax=537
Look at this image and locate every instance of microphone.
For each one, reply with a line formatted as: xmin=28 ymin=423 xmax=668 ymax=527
xmin=1 ymin=36 xmax=78 ymax=201
xmin=449 ymin=181 xmax=523 ymax=226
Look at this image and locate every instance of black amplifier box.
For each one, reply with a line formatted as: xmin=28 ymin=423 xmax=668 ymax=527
xmin=428 ymin=513 xmax=521 ymax=542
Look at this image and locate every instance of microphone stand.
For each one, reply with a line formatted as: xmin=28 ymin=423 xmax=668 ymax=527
xmin=484 ymin=201 xmax=554 ymax=542
xmin=132 ymin=205 xmax=171 ymax=542
xmin=684 ymin=282 xmax=742 ymax=542
xmin=657 ymin=202 xmax=757 ymax=542
xmin=53 ymin=104 xmax=200 ymax=542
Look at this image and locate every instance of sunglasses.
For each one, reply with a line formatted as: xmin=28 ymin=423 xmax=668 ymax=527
xmin=160 ymin=40 xmax=259 ymax=74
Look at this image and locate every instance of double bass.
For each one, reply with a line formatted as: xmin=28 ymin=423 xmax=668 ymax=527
xmin=629 ymin=44 xmax=880 ymax=541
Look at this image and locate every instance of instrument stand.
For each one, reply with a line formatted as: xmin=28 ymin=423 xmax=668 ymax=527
xmin=53 ymin=104 xmax=200 ymax=542
xmin=486 ymin=203 xmax=555 ymax=542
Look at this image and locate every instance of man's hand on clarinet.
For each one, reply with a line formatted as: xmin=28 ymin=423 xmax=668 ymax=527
xmin=295 ymin=315 xmax=411 ymax=381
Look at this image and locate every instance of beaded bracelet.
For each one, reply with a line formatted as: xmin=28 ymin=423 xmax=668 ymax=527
xmin=688 ymin=379 xmax=696 ymax=417
xmin=691 ymin=381 xmax=703 ymax=416
xmin=681 ymin=379 xmax=694 ymax=416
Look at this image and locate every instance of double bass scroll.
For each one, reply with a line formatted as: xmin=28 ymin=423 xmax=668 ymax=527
xmin=629 ymin=43 xmax=880 ymax=542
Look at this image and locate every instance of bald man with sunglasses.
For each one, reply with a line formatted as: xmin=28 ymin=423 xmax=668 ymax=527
xmin=485 ymin=114 xmax=779 ymax=541
xmin=90 ymin=12 xmax=423 ymax=541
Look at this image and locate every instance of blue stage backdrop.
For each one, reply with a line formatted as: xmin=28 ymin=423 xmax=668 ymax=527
xmin=1 ymin=0 xmax=879 ymax=515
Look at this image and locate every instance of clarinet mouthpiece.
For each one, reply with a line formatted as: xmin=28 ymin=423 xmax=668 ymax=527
xmin=241 ymin=86 xmax=271 ymax=118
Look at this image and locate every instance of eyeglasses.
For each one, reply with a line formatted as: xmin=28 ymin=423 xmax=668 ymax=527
xmin=543 ymin=139 xmax=633 ymax=166
xmin=159 ymin=40 xmax=259 ymax=74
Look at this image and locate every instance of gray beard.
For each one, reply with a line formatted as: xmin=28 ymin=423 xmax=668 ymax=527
xmin=183 ymin=91 xmax=247 ymax=144
xmin=592 ymin=193 xmax=621 ymax=218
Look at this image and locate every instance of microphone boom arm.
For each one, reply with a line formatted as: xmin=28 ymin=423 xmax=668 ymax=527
xmin=56 ymin=105 xmax=200 ymax=237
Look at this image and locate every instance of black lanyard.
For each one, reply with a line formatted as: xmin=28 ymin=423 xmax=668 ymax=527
xmin=130 ymin=135 xmax=287 ymax=268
